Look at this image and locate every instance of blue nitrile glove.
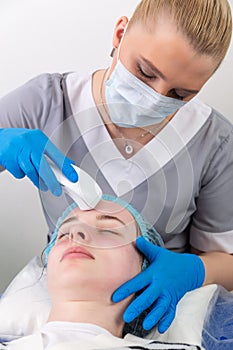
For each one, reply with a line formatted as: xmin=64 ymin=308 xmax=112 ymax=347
xmin=112 ymin=236 xmax=205 ymax=333
xmin=0 ymin=128 xmax=78 ymax=195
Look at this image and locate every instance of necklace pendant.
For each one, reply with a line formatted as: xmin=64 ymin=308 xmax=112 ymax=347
xmin=125 ymin=143 xmax=134 ymax=155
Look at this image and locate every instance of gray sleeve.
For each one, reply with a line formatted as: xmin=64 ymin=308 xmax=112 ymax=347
xmin=0 ymin=73 xmax=64 ymax=130
xmin=190 ymin=127 xmax=233 ymax=253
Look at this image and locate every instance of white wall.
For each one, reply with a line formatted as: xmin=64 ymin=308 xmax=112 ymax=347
xmin=0 ymin=0 xmax=232 ymax=292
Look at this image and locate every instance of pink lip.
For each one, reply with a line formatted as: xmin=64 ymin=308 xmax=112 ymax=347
xmin=61 ymin=246 xmax=95 ymax=261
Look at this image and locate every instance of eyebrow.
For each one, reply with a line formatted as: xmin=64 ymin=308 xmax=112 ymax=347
xmin=139 ymin=56 xmax=199 ymax=95
xmin=96 ymin=214 xmax=125 ymax=226
xmin=59 ymin=216 xmax=78 ymax=228
xmin=59 ymin=214 xmax=126 ymax=228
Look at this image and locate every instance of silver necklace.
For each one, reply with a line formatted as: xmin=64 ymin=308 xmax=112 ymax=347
xmin=114 ymin=123 xmax=155 ymax=155
xmin=99 ymin=69 xmax=167 ymax=155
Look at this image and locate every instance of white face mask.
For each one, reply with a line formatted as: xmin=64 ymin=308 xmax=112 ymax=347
xmin=105 ymin=30 xmax=186 ymax=128
xmin=105 ymin=60 xmax=187 ymax=128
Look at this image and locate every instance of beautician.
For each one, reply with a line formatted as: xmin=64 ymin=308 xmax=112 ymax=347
xmin=0 ymin=0 xmax=232 ymax=334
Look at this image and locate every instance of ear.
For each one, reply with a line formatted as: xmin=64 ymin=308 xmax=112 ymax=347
xmin=112 ymin=16 xmax=129 ymax=49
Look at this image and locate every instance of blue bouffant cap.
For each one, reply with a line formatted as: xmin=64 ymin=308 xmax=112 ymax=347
xmin=44 ymin=194 xmax=164 ymax=268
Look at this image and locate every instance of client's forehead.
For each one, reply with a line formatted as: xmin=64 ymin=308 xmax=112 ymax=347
xmin=63 ymin=200 xmax=136 ymax=228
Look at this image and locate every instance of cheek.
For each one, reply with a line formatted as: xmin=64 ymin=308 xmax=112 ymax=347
xmin=46 ymin=247 xmax=63 ymax=290
xmin=125 ymin=245 xmax=142 ymax=276
xmin=102 ymin=245 xmax=141 ymax=286
xmin=47 ymin=255 xmax=56 ymax=290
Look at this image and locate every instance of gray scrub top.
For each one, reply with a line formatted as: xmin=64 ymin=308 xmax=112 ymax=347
xmin=0 ymin=72 xmax=233 ymax=253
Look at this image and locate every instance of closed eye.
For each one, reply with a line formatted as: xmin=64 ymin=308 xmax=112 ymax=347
xmin=136 ymin=63 xmax=197 ymax=100
xmin=169 ymin=89 xmax=186 ymax=100
xmin=137 ymin=65 xmax=155 ymax=81
xmin=57 ymin=232 xmax=69 ymax=240
xmin=98 ymin=229 xmax=120 ymax=235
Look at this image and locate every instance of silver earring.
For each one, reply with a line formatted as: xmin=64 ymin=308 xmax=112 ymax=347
xmin=110 ymin=47 xmax=116 ymax=58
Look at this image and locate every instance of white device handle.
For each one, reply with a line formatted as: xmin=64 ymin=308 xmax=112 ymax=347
xmin=50 ymin=162 xmax=102 ymax=210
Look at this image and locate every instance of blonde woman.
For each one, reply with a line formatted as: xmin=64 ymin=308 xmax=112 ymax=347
xmin=0 ymin=0 xmax=232 ymax=333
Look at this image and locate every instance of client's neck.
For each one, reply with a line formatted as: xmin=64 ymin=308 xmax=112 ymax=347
xmin=47 ymin=299 xmax=128 ymax=338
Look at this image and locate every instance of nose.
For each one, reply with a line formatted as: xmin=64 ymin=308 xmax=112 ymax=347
xmin=69 ymin=230 xmax=90 ymax=243
xmin=150 ymin=80 xmax=171 ymax=97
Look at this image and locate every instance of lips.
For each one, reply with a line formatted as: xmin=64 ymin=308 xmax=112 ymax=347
xmin=61 ymin=246 xmax=95 ymax=261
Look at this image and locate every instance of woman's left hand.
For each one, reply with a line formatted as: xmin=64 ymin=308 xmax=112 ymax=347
xmin=112 ymin=236 xmax=205 ymax=333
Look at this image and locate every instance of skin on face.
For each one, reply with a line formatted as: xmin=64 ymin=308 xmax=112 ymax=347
xmin=47 ymin=200 xmax=142 ymax=304
xmin=108 ymin=16 xmax=216 ymax=102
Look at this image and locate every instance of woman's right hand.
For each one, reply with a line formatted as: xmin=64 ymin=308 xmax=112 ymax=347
xmin=0 ymin=128 xmax=78 ymax=196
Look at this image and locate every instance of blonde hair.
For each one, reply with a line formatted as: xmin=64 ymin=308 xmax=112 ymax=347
xmin=128 ymin=0 xmax=232 ymax=70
